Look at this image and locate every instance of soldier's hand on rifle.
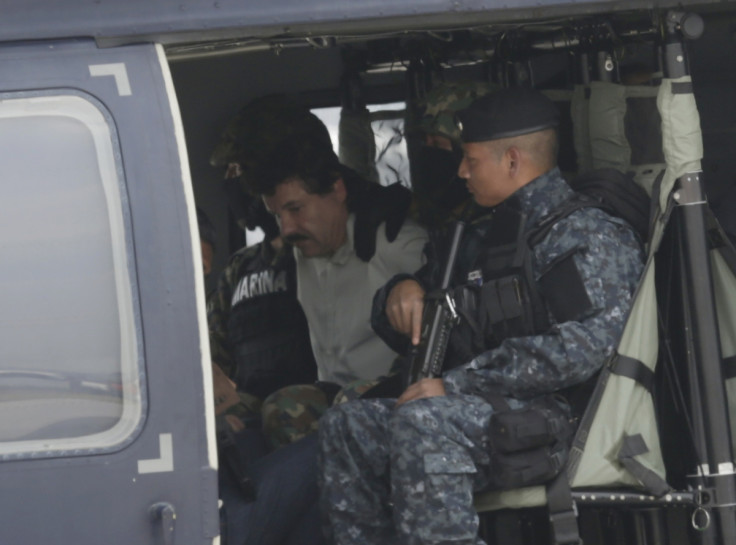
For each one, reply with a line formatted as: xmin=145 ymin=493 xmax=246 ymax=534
xmin=396 ymin=377 xmax=446 ymax=406
xmin=386 ymin=279 xmax=425 ymax=346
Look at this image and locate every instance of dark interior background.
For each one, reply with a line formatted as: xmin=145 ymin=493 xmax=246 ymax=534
xmin=168 ymin=9 xmax=736 ymax=292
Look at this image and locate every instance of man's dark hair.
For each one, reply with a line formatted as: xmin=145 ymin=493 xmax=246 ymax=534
xmin=245 ymin=133 xmax=342 ymax=197
xmin=216 ymin=94 xmax=344 ymax=200
xmin=230 ymin=95 xmax=381 ymax=216
xmin=242 ymin=128 xmax=378 ymax=216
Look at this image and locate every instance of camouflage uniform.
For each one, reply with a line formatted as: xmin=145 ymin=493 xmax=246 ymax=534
xmin=319 ymin=168 xmax=644 ymax=544
xmin=207 ymin=239 xmax=318 ymax=420
xmin=415 ymin=81 xmax=497 ymax=142
xmin=260 ymin=384 xmax=329 ymax=450
xmin=210 ymin=96 xmax=329 ymax=545
xmin=409 ymin=82 xmax=495 ymax=229
xmin=210 ymin=95 xmax=333 ymax=443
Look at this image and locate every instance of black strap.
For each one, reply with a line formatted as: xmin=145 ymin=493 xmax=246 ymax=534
xmin=546 ymin=471 xmax=582 ymax=545
xmin=609 ymin=353 xmax=655 ymax=393
xmin=649 ymin=169 xmax=666 ymax=243
xmin=528 ymin=198 xmax=591 ymax=248
xmin=617 ymin=434 xmax=671 ymax=497
xmin=671 ymin=81 xmax=694 ymax=95
xmin=724 ymin=356 xmax=736 ymax=380
xmin=358 ymin=372 xmax=404 ymax=400
xmin=353 ymin=181 xmax=412 ymax=262
xmin=705 ymin=206 xmax=736 ymax=274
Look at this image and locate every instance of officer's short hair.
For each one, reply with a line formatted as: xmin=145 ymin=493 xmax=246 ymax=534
xmin=487 ymin=128 xmax=559 ymax=168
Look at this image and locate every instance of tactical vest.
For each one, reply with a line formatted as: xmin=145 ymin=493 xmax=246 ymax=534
xmin=443 ymin=199 xmax=600 ymax=378
xmin=441 ymin=203 xmax=543 ymax=369
xmin=227 ymin=243 xmax=317 ymax=400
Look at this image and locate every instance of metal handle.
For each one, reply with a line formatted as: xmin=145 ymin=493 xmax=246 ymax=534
xmin=150 ymin=502 xmax=176 ymax=545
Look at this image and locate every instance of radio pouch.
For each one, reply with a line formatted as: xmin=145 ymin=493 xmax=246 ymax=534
xmin=485 ymin=395 xmax=575 ymax=490
xmin=490 ymin=397 xmax=574 ymax=454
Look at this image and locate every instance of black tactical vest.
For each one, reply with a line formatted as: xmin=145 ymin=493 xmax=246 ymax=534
xmin=441 ymin=197 xmax=605 ymax=396
xmin=443 ymin=202 xmax=550 ymax=369
xmin=227 ymin=243 xmax=317 ymax=400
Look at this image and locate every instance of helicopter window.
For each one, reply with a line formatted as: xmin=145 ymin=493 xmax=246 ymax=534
xmin=0 ymin=92 xmax=144 ymax=459
xmin=368 ymin=102 xmax=411 ymax=188
xmin=312 ymin=102 xmax=411 ymax=188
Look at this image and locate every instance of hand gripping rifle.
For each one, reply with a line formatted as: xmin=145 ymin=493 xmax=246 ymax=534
xmin=406 ymin=220 xmax=466 ymax=386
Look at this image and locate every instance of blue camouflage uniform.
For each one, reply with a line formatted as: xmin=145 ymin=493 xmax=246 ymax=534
xmin=318 ymin=166 xmax=644 ymax=545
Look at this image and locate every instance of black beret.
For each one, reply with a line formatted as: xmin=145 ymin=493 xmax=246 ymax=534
xmin=455 ymin=87 xmax=559 ymax=143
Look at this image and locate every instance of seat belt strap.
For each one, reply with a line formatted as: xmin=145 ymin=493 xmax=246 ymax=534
xmin=546 ymin=471 xmax=582 ymax=545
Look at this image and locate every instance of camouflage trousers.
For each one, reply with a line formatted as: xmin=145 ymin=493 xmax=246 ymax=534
xmin=262 ymin=370 xmax=401 ymax=450
xmin=318 ymin=395 xmax=502 ymax=545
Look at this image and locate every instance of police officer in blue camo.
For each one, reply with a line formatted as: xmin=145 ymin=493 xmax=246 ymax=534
xmin=318 ymin=87 xmax=645 ymax=545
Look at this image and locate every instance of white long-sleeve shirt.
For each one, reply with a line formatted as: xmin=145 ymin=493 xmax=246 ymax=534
xmin=296 ymin=214 xmax=427 ymax=385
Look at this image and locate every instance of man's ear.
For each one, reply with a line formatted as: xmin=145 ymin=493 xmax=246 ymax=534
xmin=333 ymin=177 xmax=348 ymax=202
xmin=506 ymin=146 xmax=521 ymax=177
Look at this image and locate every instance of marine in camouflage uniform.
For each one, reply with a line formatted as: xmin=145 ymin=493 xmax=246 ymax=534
xmin=208 ymin=96 xmax=323 ymax=432
xmin=212 ymin=94 xmax=422 ymax=449
xmin=207 ymin=238 xmax=318 ymax=414
xmin=409 ymin=81 xmax=495 ymax=229
xmin=319 ymin=88 xmax=645 ymax=544
xmin=209 ymin=97 xmax=328 ymax=545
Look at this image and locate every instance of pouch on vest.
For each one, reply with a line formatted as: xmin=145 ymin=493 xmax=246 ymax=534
xmin=484 ymin=396 xmax=575 ymax=490
xmin=479 ymin=273 xmax=536 ymax=341
xmin=538 ymin=247 xmax=594 ymax=324
xmin=490 ymin=401 xmax=574 ymax=454
xmin=447 ymin=210 xmax=547 ymax=365
xmin=445 ymin=283 xmax=485 ymax=368
xmin=488 ymin=441 xmax=569 ymax=491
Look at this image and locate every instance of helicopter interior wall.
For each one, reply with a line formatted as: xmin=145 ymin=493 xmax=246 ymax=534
xmin=168 ymin=47 xmax=573 ymax=287
xmin=154 ymin=7 xmax=736 ymax=544
xmin=167 ymin=8 xmax=736 ymax=292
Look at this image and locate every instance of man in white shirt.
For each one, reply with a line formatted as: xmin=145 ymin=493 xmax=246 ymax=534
xmin=208 ymin=95 xmax=426 ymax=545
xmin=266 ymin=175 xmax=427 ymax=385
xmin=231 ymin=96 xmax=427 ymax=446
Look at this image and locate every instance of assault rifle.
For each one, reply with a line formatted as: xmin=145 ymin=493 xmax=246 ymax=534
xmin=405 ymin=220 xmax=466 ymax=386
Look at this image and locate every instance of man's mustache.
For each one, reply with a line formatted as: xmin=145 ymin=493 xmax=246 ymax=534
xmin=284 ymin=233 xmax=310 ymax=245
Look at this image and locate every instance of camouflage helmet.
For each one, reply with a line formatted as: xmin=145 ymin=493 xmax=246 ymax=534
xmin=209 ymin=94 xmax=335 ymax=182
xmin=416 ymin=81 xmax=497 ymax=142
